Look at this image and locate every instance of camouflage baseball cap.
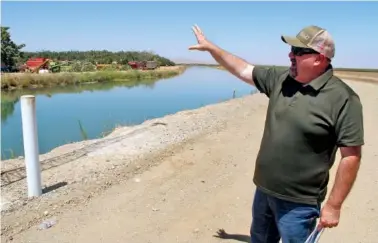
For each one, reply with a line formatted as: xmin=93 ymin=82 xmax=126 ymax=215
xmin=281 ymin=25 xmax=335 ymax=59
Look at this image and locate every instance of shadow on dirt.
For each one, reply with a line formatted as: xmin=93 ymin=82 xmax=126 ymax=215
xmin=42 ymin=181 xmax=68 ymax=194
xmin=213 ymin=228 xmax=250 ymax=243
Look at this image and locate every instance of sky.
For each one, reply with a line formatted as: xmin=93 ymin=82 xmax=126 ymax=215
xmin=2 ymin=1 xmax=378 ymax=68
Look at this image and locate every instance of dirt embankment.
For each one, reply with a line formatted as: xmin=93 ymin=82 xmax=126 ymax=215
xmin=334 ymin=71 xmax=378 ymax=83
xmin=1 ymin=78 xmax=377 ymax=243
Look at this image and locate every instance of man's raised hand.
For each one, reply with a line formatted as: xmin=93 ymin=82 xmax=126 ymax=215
xmin=189 ymin=24 xmax=211 ymax=51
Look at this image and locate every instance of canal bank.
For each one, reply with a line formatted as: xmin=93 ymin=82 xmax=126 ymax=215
xmin=1 ymin=66 xmax=186 ymax=91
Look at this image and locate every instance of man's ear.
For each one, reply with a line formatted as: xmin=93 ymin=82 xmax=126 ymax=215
xmin=314 ymin=54 xmax=327 ymax=66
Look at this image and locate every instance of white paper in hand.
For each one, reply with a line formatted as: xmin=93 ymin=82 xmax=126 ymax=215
xmin=304 ymin=225 xmax=324 ymax=243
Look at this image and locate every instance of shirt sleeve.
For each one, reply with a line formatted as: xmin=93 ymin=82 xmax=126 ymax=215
xmin=335 ymin=94 xmax=364 ymax=147
xmin=252 ymin=65 xmax=287 ymax=97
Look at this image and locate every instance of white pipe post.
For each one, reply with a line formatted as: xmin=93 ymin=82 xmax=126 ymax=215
xmin=20 ymin=95 xmax=42 ymax=197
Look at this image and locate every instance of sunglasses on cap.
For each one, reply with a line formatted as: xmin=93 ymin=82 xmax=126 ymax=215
xmin=291 ymin=46 xmax=319 ymax=56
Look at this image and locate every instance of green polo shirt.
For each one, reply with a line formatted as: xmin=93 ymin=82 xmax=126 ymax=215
xmin=252 ymin=65 xmax=364 ymax=205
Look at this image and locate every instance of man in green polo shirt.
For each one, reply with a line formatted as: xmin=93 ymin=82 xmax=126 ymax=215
xmin=189 ymin=24 xmax=364 ymax=242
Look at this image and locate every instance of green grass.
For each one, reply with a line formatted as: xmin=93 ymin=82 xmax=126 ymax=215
xmin=2 ymin=149 xmax=16 ymax=160
xmin=77 ymin=120 xmax=88 ymax=140
xmin=1 ymin=66 xmax=186 ymax=91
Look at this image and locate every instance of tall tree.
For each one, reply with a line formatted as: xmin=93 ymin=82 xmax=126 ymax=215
xmin=1 ymin=26 xmax=26 ymax=67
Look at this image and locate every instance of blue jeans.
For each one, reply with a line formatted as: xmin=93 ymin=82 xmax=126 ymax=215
xmin=250 ymin=188 xmax=320 ymax=243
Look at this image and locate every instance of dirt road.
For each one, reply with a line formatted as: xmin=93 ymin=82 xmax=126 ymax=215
xmin=2 ymin=79 xmax=378 ymax=243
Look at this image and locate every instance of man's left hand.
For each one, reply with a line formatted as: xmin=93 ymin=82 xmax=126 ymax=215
xmin=318 ymin=202 xmax=341 ymax=229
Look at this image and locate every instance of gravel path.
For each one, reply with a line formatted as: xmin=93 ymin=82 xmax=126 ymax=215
xmin=1 ymin=78 xmax=377 ymax=243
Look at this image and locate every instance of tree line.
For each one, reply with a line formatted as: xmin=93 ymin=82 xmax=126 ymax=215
xmin=20 ymin=50 xmax=176 ymax=66
xmin=1 ymin=26 xmax=176 ymax=68
xmin=1 ymin=27 xmax=25 ymax=67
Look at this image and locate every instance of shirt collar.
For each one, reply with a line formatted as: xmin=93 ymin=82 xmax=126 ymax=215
xmin=306 ymin=64 xmax=334 ymax=91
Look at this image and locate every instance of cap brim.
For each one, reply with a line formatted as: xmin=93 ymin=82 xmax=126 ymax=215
xmin=281 ymin=35 xmax=308 ymax=48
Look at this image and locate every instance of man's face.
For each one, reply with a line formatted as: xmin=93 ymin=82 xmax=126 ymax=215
xmin=289 ymin=46 xmax=321 ymax=82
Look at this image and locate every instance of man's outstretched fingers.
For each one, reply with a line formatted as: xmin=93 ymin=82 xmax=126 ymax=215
xmin=192 ymin=25 xmax=200 ymax=37
xmin=194 ymin=24 xmax=202 ymax=34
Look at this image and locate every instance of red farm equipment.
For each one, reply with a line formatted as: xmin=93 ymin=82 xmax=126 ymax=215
xmin=24 ymin=57 xmax=50 ymax=73
xmin=127 ymin=61 xmax=158 ymax=70
xmin=19 ymin=57 xmax=62 ymax=73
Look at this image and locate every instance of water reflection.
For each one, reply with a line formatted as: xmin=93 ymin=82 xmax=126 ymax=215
xmin=1 ymin=97 xmax=20 ymax=122
xmin=1 ymin=78 xmax=159 ymax=123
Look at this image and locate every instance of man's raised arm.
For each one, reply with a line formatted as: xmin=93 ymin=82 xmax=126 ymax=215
xmin=188 ymin=24 xmax=255 ymax=86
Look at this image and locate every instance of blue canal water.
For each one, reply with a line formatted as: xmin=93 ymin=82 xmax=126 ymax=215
xmin=1 ymin=67 xmax=257 ymax=160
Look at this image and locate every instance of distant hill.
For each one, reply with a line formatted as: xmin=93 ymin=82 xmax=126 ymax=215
xmin=171 ymin=57 xmax=217 ymax=65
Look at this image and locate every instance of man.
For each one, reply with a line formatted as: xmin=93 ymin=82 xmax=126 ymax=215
xmin=189 ymin=25 xmax=364 ymax=242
